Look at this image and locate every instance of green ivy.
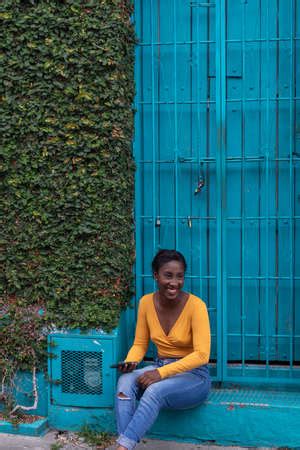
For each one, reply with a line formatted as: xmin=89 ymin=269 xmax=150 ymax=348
xmin=0 ymin=0 xmax=135 ymax=399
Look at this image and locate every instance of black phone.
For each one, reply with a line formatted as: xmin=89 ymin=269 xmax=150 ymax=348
xmin=110 ymin=361 xmax=126 ymax=369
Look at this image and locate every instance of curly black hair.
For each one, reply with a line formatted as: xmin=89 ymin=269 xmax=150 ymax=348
xmin=151 ymin=249 xmax=187 ymax=274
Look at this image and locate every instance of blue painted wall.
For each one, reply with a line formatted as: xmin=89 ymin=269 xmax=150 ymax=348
xmin=0 ymin=372 xmax=48 ymax=417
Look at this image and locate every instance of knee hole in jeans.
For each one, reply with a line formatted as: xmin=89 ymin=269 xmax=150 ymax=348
xmin=117 ymin=391 xmax=131 ymax=400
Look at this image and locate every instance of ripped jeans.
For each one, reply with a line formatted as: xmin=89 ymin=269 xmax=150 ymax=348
xmin=115 ymin=358 xmax=211 ymax=450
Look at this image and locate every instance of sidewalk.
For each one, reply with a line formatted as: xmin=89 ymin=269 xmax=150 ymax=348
xmin=0 ymin=430 xmax=276 ymax=450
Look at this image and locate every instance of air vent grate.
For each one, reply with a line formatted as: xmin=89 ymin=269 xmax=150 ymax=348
xmin=61 ymin=350 xmax=103 ymax=395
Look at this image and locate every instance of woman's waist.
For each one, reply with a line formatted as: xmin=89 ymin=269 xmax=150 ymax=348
xmin=155 ymin=356 xmax=209 ymax=374
xmin=154 ymin=341 xmax=193 ymax=356
xmin=155 ymin=356 xmax=181 ymax=366
xmin=156 ymin=347 xmax=193 ymax=358
xmin=158 ymin=354 xmax=183 ymax=360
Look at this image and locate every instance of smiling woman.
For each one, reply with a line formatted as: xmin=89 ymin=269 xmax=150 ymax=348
xmin=114 ymin=249 xmax=211 ymax=450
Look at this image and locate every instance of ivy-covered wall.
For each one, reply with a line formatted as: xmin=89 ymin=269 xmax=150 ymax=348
xmin=0 ymin=0 xmax=135 ymax=395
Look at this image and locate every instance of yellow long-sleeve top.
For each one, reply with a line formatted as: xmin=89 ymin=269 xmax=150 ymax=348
xmin=125 ymin=293 xmax=211 ymax=379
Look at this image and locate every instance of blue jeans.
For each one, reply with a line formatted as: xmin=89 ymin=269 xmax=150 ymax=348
xmin=115 ymin=358 xmax=211 ymax=450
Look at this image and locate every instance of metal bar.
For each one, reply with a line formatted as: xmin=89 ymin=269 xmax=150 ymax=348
xmin=226 ymin=96 xmax=300 ymax=101
xmin=140 ymin=215 xmax=217 ymax=219
xmin=139 ymin=274 xmax=217 ymax=279
xmin=258 ymin=0 xmax=263 ymax=374
xmin=240 ymin=1 xmax=246 ymax=375
xmin=228 ymin=276 xmax=300 ymax=280
xmin=221 ymin=157 xmax=300 ymax=161
xmin=222 ymin=157 xmax=300 ymax=161
xmin=136 ymin=157 xmax=300 ymax=163
xmin=138 ymin=37 xmax=300 ymax=47
xmin=196 ymin=2 xmax=203 ymax=293
xmin=174 ymin=0 xmax=179 ymax=248
xmin=190 ymin=0 xmax=194 ymax=295
xmin=228 ymin=332 xmax=300 ymax=338
xmin=223 ymin=376 xmax=300 ymax=385
xmin=191 ymin=2 xmax=216 ymax=7
xmin=216 ymin=0 xmax=226 ymax=382
xmin=275 ymin=0 xmax=280 ymax=361
xmin=264 ymin=0 xmax=271 ymax=376
xmin=137 ymin=96 xmax=300 ymax=104
xmin=133 ymin=0 xmax=143 ymax=313
xmin=137 ymin=273 xmax=300 ymax=280
xmin=138 ymin=273 xmax=300 ymax=281
xmin=206 ymin=2 xmax=211 ymax=310
xmin=139 ymin=214 xmax=300 ymax=220
xmin=226 ymin=216 xmax=300 ymax=220
xmin=288 ymin=0 xmax=296 ymax=375
xmin=140 ymin=40 xmax=216 ymax=45
xmin=157 ymin=0 xmax=161 ymax=254
xmin=150 ymin=0 xmax=157 ymax=261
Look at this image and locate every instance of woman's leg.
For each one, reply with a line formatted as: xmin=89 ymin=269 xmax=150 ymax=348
xmin=116 ymin=370 xmax=210 ymax=450
xmin=115 ymin=365 xmax=157 ymax=436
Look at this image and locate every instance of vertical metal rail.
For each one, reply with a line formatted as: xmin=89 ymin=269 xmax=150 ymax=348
xmin=134 ymin=0 xmax=143 ymax=311
xmin=173 ymin=0 xmax=179 ymax=248
xmin=190 ymin=3 xmax=194 ymax=291
xmin=196 ymin=4 xmax=203 ymax=294
xmin=157 ymin=0 xmax=161 ymax=252
xmin=264 ymin=0 xmax=270 ymax=377
xmin=258 ymin=0 xmax=263 ymax=366
xmin=150 ymin=0 xmax=157 ymax=260
xmin=189 ymin=5 xmax=195 ymax=292
xmin=275 ymin=0 xmax=279 ymax=356
xmin=288 ymin=0 xmax=296 ymax=376
xmin=240 ymin=1 xmax=246 ymax=375
xmin=206 ymin=5 xmax=211 ymax=309
xmin=216 ymin=0 xmax=227 ymax=380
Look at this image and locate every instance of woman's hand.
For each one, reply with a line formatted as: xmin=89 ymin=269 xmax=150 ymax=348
xmin=137 ymin=369 xmax=161 ymax=389
xmin=119 ymin=362 xmax=138 ymax=373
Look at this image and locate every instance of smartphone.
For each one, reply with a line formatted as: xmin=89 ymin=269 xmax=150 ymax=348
xmin=110 ymin=361 xmax=126 ymax=369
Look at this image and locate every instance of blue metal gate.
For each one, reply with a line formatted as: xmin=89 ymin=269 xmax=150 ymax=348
xmin=133 ymin=0 xmax=300 ymax=384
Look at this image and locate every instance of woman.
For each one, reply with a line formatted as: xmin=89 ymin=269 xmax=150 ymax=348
xmin=115 ymin=249 xmax=211 ymax=450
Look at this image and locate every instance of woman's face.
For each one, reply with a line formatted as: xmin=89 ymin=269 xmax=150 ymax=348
xmin=154 ymin=260 xmax=185 ymax=300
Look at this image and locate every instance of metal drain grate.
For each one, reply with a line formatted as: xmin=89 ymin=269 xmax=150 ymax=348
xmin=61 ymin=350 xmax=103 ymax=395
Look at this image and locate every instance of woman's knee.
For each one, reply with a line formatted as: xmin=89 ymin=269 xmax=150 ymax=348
xmin=140 ymin=383 xmax=164 ymax=406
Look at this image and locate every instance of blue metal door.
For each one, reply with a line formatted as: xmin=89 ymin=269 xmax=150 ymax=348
xmin=134 ymin=0 xmax=300 ymax=384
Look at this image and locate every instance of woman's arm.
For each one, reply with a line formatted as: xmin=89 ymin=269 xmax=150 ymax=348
xmin=157 ymin=300 xmax=211 ymax=379
xmin=124 ymin=296 xmax=150 ymax=363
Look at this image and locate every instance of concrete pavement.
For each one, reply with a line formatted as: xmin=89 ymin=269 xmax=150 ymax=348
xmin=0 ymin=430 xmax=276 ymax=450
